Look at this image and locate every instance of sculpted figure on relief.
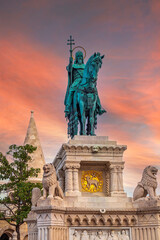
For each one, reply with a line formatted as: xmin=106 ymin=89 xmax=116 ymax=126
xmin=110 ymin=231 xmax=118 ymax=240
xmin=121 ymin=230 xmax=129 ymax=240
xmin=71 ymin=230 xmax=130 ymax=240
xmin=108 ymin=233 xmax=112 ymax=240
xmin=94 ymin=231 xmax=104 ymax=240
xmin=90 ymin=232 xmax=96 ymax=240
xmin=73 ymin=230 xmax=79 ymax=240
xmin=81 ymin=230 xmax=89 ymax=240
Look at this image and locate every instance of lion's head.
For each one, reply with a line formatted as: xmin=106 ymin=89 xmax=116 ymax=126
xmin=43 ymin=163 xmax=55 ymax=177
xmin=143 ymin=165 xmax=158 ymax=180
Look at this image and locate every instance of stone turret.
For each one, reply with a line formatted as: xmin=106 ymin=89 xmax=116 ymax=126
xmin=24 ymin=111 xmax=45 ymax=182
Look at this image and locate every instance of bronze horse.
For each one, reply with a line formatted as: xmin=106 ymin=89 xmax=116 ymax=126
xmin=69 ymin=52 xmax=105 ymax=137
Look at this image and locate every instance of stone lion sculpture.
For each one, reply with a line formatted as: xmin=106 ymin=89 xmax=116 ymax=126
xmin=133 ymin=165 xmax=158 ymax=201
xmin=42 ymin=163 xmax=64 ymax=199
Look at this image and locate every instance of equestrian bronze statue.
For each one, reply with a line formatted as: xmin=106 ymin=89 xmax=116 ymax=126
xmin=64 ymin=36 xmax=106 ymax=138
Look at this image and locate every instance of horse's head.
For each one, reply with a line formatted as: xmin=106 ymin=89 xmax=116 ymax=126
xmin=84 ymin=53 xmax=104 ymax=83
xmin=91 ymin=52 xmax=104 ymax=71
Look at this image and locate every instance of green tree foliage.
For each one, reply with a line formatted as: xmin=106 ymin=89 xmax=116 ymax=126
xmin=0 ymin=144 xmax=42 ymax=240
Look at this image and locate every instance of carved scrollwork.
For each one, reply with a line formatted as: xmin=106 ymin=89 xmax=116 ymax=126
xmin=62 ymin=144 xmax=127 ymax=154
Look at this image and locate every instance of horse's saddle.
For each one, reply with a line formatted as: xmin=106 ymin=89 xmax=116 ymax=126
xmin=77 ymin=86 xmax=97 ymax=94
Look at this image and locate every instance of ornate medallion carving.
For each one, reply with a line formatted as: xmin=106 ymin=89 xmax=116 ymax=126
xmin=81 ymin=170 xmax=103 ymax=192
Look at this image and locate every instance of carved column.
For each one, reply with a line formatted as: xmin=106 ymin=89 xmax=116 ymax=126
xmin=110 ymin=164 xmax=126 ymax=197
xmin=58 ymin=169 xmax=65 ymax=192
xmin=63 ymin=163 xmax=81 ymax=196
xmin=131 ymin=228 xmax=135 ymax=240
xmin=49 ymin=227 xmax=53 ymax=240
xmin=151 ymin=227 xmax=156 ymax=240
xmin=72 ymin=163 xmax=81 ymax=196
xmin=110 ymin=165 xmax=118 ymax=195
xmin=139 ymin=228 xmax=143 ymax=240
xmin=155 ymin=227 xmax=160 ymax=240
xmin=143 ymin=228 xmax=147 ymax=240
xmin=135 ymin=228 xmax=139 ymax=240
xmin=64 ymin=164 xmax=73 ymax=195
xmin=117 ymin=165 xmax=124 ymax=191
xmin=147 ymin=228 xmax=152 ymax=240
xmin=105 ymin=166 xmax=110 ymax=196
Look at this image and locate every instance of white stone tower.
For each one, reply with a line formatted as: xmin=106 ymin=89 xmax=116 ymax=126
xmin=24 ymin=111 xmax=45 ymax=182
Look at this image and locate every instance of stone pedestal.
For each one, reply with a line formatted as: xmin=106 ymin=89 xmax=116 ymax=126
xmin=131 ymin=199 xmax=160 ymax=240
xmin=54 ymin=136 xmax=127 ymax=199
xmin=26 ymin=136 xmax=160 ymax=240
xmin=26 ymin=202 xmax=160 ymax=240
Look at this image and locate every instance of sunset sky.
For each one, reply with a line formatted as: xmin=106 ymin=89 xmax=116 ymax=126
xmin=0 ymin=0 xmax=160 ymax=196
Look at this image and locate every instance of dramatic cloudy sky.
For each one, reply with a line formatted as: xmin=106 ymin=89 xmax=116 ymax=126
xmin=0 ymin=0 xmax=160 ymax=196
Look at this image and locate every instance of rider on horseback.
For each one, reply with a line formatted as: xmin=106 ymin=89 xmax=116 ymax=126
xmin=64 ymin=51 xmax=105 ymax=118
xmin=64 ymin=51 xmax=85 ymax=117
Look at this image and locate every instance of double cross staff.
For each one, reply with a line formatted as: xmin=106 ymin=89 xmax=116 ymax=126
xmin=67 ymin=35 xmax=75 ymax=86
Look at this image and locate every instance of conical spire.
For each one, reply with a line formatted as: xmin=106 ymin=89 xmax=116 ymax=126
xmin=24 ymin=111 xmax=45 ymax=182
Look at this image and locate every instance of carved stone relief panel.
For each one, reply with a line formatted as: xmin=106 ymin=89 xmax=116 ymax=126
xmin=69 ymin=227 xmax=131 ymax=240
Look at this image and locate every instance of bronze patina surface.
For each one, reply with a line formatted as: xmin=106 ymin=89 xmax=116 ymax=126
xmin=64 ymin=36 xmax=106 ymax=138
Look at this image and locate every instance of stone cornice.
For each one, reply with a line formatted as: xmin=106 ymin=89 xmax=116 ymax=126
xmin=54 ymin=144 xmax=127 ymax=164
xmin=31 ymin=204 xmax=160 ymax=219
xmin=32 ymin=205 xmax=138 ymax=215
xmin=65 ymin=207 xmax=137 ymax=214
xmin=136 ymin=206 xmax=160 ymax=214
xmin=62 ymin=144 xmax=127 ymax=152
xmin=32 ymin=205 xmax=66 ymax=214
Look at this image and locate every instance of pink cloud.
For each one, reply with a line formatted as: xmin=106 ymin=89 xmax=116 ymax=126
xmin=0 ymin=36 xmax=67 ymax=153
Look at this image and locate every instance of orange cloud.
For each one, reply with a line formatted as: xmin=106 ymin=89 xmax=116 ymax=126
xmin=0 ymin=36 xmax=67 ymax=154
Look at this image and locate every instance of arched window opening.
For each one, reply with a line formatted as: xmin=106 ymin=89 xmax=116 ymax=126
xmin=0 ymin=233 xmax=9 ymax=240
